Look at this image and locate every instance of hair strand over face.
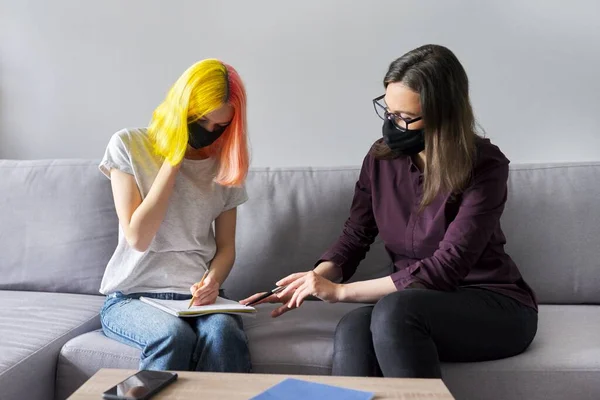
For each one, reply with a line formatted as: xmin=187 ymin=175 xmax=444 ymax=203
xmin=370 ymin=44 xmax=477 ymax=209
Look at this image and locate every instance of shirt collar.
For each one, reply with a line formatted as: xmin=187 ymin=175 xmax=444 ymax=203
xmin=407 ymin=156 xmax=419 ymax=173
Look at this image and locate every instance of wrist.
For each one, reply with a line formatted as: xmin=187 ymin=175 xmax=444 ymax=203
xmin=406 ymin=280 xmax=426 ymax=289
xmin=336 ymin=283 xmax=348 ymax=302
xmin=163 ymin=159 xmax=181 ymax=173
xmin=208 ymin=271 xmax=223 ymax=286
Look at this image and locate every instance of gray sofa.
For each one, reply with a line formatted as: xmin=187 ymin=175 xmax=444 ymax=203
xmin=1 ymin=159 xmax=599 ymax=400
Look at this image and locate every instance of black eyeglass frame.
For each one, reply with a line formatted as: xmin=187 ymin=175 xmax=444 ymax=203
xmin=373 ymin=94 xmax=423 ymax=131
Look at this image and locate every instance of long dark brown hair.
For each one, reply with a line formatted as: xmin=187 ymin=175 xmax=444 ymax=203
xmin=371 ymin=44 xmax=478 ymax=208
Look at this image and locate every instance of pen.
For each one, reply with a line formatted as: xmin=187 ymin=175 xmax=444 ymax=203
xmin=246 ymin=286 xmax=286 ymax=306
xmin=188 ymin=269 xmax=209 ymax=309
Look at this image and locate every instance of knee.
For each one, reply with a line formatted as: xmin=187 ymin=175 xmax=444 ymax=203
xmin=371 ymin=290 xmax=429 ymax=338
xmin=196 ymin=314 xmax=250 ymax=373
xmin=162 ymin=321 xmax=196 ymax=350
xmin=335 ymin=307 xmax=373 ymax=344
xmin=202 ymin=314 xmax=246 ymax=347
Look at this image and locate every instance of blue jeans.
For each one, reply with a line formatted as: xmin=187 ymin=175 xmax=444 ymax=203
xmin=100 ymin=291 xmax=251 ymax=372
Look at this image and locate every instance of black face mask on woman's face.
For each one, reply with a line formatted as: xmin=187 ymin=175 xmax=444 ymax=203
xmin=187 ymin=122 xmax=228 ymax=149
xmin=381 ymin=118 xmax=425 ymax=155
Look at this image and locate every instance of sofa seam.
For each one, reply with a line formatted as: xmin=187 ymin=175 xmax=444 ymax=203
xmin=251 ymin=362 xmax=331 ymax=368
xmin=248 ymin=163 xmax=600 ymax=173
xmin=2 ymin=162 xmax=599 ymax=173
xmin=0 ymin=164 xmax=600 ymax=173
xmin=508 ymin=163 xmax=600 ymax=172
xmin=251 ymin=362 xmax=600 ymax=372
xmin=445 ymin=368 xmax=600 ymax=372
xmin=0 ymin=163 xmax=99 ymax=168
xmin=60 ymin=347 xmax=139 ymax=362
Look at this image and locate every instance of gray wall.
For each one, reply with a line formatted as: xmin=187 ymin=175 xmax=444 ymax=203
xmin=1 ymin=0 xmax=599 ymax=167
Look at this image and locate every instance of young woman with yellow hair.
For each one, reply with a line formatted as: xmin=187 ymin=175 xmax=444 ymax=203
xmin=98 ymin=59 xmax=251 ymax=372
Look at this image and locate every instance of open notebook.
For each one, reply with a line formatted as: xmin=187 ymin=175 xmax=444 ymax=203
xmin=139 ymin=296 xmax=256 ymax=318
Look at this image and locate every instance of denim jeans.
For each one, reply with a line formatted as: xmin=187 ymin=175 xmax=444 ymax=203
xmin=100 ymin=291 xmax=251 ymax=372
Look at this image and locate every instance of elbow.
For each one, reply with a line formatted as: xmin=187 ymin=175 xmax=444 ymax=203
xmin=125 ymin=233 xmax=150 ymax=252
xmin=130 ymin=242 xmax=149 ymax=253
xmin=215 ymin=244 xmax=236 ymax=264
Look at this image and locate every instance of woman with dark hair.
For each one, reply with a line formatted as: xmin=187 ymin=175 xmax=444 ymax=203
xmin=243 ymin=44 xmax=537 ymax=378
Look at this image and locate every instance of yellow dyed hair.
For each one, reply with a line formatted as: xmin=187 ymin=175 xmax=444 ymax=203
xmin=148 ymin=59 xmax=249 ymax=186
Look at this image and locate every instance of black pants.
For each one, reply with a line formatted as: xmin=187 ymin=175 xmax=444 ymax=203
xmin=332 ymin=288 xmax=538 ymax=378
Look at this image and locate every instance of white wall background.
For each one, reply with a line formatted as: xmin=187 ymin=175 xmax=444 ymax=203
xmin=1 ymin=0 xmax=599 ymax=167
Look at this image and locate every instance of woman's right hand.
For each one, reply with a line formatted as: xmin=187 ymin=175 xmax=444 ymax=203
xmin=111 ymin=159 xmax=181 ymax=252
xmin=240 ymin=272 xmax=310 ymax=318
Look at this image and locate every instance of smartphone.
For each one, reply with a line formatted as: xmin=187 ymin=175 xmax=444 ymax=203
xmin=102 ymin=370 xmax=178 ymax=400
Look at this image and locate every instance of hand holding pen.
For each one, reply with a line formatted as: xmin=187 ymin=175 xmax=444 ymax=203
xmin=188 ymin=269 xmax=219 ymax=308
xmin=243 ymin=286 xmax=287 ymax=306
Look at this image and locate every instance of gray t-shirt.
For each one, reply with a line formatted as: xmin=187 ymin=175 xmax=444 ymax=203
xmin=98 ymin=128 xmax=248 ymax=295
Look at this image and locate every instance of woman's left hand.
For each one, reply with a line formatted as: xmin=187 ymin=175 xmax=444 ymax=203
xmin=277 ymin=271 xmax=344 ymax=309
xmin=190 ymin=275 xmax=220 ymax=306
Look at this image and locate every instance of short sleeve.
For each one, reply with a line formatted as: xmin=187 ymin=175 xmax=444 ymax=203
xmin=99 ymin=130 xmax=134 ymax=179
xmin=223 ymin=184 xmax=248 ymax=211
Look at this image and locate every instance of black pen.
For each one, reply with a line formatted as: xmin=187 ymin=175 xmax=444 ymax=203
xmin=246 ymin=286 xmax=286 ymax=306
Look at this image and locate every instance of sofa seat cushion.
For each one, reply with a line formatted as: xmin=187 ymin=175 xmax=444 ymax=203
xmin=0 ymin=291 xmax=103 ymax=400
xmin=56 ymin=301 xmax=366 ymax=398
xmin=244 ymin=302 xmax=367 ymax=374
xmin=443 ymin=305 xmax=600 ymax=400
xmin=57 ymin=303 xmax=600 ymax=400
xmin=56 ymin=329 xmax=140 ymax=399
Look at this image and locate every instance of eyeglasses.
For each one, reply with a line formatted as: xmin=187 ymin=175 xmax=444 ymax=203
xmin=373 ymin=94 xmax=422 ymax=131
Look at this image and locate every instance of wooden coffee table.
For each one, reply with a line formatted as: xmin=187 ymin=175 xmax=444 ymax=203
xmin=68 ymin=368 xmax=455 ymax=399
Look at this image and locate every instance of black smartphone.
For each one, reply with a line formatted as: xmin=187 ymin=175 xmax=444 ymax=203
xmin=102 ymin=370 xmax=178 ymax=400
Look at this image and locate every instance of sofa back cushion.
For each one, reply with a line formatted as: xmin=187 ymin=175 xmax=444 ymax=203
xmin=501 ymin=163 xmax=600 ymax=304
xmin=2 ymin=160 xmax=599 ymax=304
xmin=223 ymin=168 xmax=392 ymax=300
xmin=0 ymin=160 xmax=117 ymax=295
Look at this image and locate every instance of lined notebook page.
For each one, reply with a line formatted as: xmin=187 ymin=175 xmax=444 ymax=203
xmin=140 ymin=296 xmax=256 ymax=317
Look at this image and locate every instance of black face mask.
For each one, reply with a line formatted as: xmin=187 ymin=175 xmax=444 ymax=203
xmin=187 ymin=122 xmax=228 ymax=149
xmin=382 ymin=118 xmax=425 ymax=155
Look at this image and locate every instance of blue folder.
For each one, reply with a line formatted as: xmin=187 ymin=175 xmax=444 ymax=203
xmin=250 ymin=378 xmax=374 ymax=400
